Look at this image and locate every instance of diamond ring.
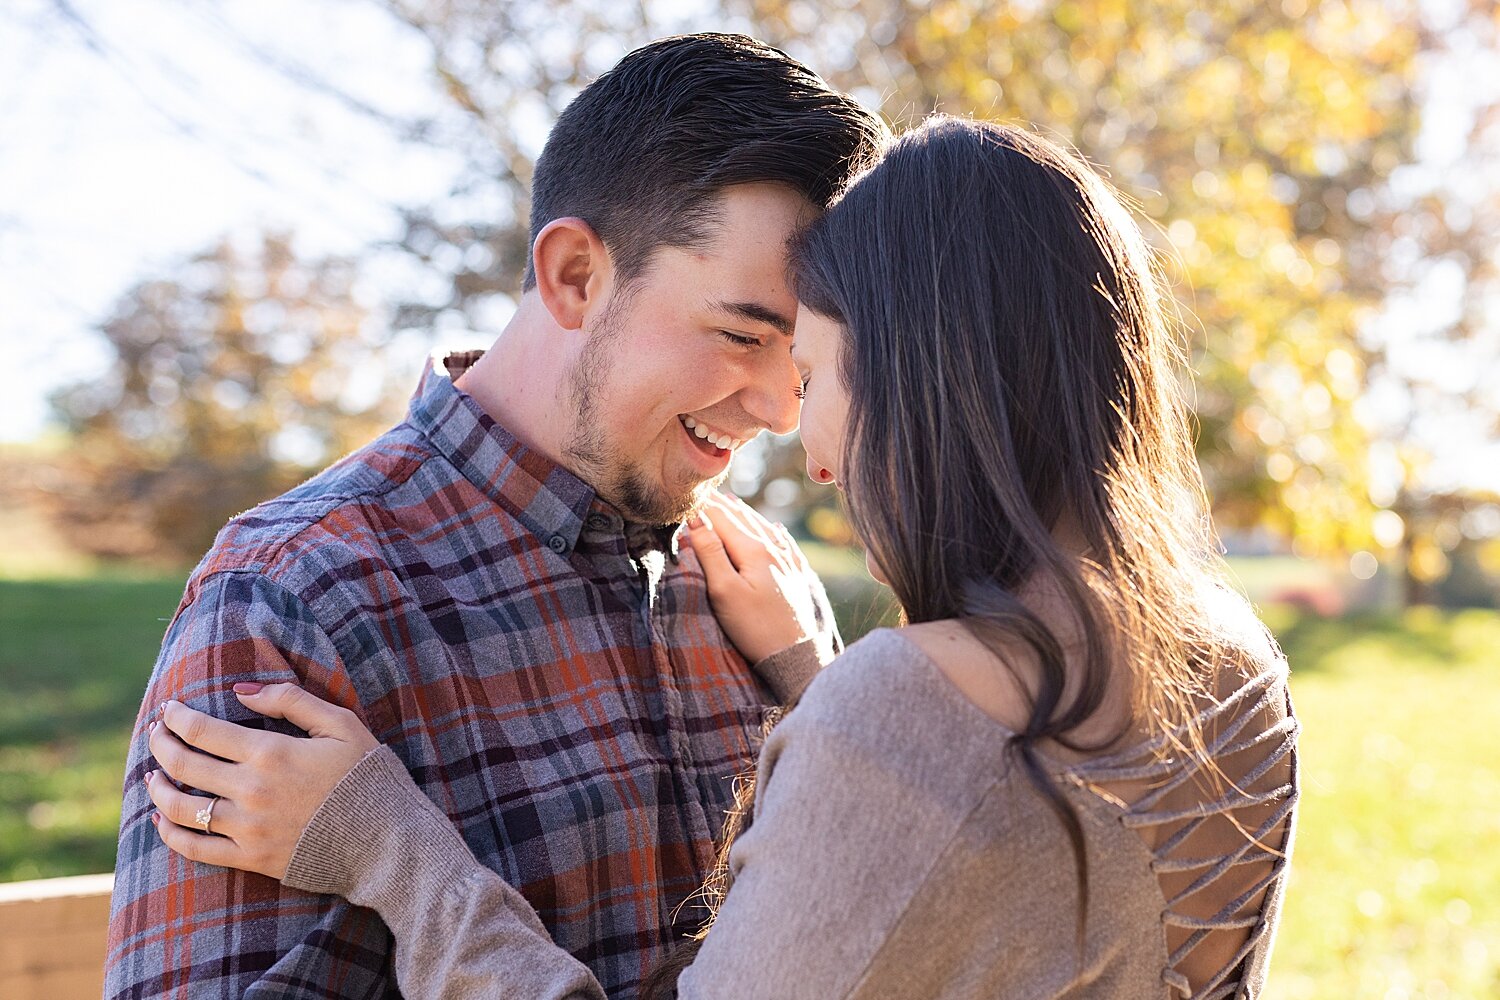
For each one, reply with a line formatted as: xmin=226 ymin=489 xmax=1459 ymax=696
xmin=194 ymin=797 xmax=219 ymax=835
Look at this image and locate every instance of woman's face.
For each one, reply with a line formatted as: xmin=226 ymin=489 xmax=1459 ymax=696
xmin=791 ymin=305 xmax=888 ymax=585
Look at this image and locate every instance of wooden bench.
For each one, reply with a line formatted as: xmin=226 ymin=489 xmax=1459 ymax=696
xmin=0 ymin=873 xmax=113 ymax=999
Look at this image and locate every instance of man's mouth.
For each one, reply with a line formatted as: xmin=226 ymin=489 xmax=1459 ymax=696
xmin=679 ymin=416 xmax=747 ymax=457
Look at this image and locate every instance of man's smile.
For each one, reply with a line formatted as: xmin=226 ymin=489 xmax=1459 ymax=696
xmin=676 ymin=414 xmax=750 ymax=474
xmin=679 ymin=415 xmax=750 ymax=454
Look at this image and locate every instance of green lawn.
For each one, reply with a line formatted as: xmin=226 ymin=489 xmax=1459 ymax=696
xmin=1260 ymin=607 xmax=1500 ymax=999
xmin=1 ymin=574 xmax=1496 ymax=997
xmin=0 ymin=575 xmax=187 ymax=881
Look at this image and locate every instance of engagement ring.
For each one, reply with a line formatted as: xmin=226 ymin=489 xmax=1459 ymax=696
xmin=195 ymin=797 xmax=219 ymax=835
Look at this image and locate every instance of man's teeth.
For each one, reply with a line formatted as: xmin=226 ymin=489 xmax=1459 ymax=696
xmin=681 ymin=416 xmax=740 ymax=451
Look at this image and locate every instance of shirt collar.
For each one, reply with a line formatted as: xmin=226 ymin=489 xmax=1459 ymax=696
xmin=407 ymin=351 xmax=680 ymax=561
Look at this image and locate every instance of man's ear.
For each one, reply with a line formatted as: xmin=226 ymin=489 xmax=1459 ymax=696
xmin=531 ymin=217 xmax=612 ymax=331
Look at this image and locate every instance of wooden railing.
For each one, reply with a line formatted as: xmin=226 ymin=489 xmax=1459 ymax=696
xmin=0 ymin=873 xmax=113 ymax=999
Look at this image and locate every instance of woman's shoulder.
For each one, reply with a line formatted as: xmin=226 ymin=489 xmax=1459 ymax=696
xmin=778 ymin=627 xmax=1012 ymax=772
xmin=1196 ymin=581 xmax=1288 ymax=676
xmin=792 ymin=626 xmax=957 ymax=721
xmin=787 ymin=628 xmax=912 ymax=723
xmin=755 ymin=628 xmax=1013 ymax=834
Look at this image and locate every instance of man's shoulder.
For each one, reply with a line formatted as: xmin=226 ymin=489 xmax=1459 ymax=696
xmin=192 ymin=423 xmax=441 ymax=592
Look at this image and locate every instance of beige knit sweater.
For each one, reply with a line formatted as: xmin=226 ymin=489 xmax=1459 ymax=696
xmin=284 ymin=627 xmax=1298 ymax=999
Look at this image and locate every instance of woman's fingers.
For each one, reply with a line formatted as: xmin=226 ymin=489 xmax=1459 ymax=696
xmin=233 ymin=682 xmax=362 ymax=741
xmin=145 ymin=769 xmax=238 ymax=837
xmin=149 ymin=717 xmax=236 ymax=793
xmin=686 ymin=511 xmax=743 ymax=595
xmin=772 ymin=521 xmax=813 ymax=572
xmin=151 ymin=810 xmax=243 ymax=870
xmin=159 ymin=700 xmax=264 ymax=763
xmin=701 ymin=496 xmax=773 ymax=572
xmin=706 ymin=492 xmax=779 ymax=551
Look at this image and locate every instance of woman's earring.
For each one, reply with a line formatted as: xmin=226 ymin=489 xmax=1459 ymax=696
xmin=815 ymin=467 xmax=834 ymax=484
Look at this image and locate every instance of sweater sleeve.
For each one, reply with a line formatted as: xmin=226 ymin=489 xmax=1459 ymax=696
xmin=282 ymin=631 xmax=967 ymax=1000
xmin=283 ymin=746 xmax=606 ymax=1000
xmin=750 ymin=637 xmax=827 ymax=704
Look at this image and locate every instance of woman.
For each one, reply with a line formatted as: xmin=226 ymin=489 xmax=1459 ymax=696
xmin=144 ymin=116 xmax=1298 ymax=999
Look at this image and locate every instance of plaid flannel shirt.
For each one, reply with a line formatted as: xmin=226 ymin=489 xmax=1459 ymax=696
xmin=105 ymin=352 xmax=839 ymax=999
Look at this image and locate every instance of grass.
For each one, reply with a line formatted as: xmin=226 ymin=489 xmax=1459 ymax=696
xmin=0 ymin=571 xmax=1496 ymax=997
xmin=1260 ymin=606 xmax=1500 ymax=999
xmin=0 ymin=575 xmax=187 ymax=881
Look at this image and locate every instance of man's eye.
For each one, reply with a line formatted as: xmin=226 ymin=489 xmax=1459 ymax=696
xmin=794 ymin=375 xmax=810 ymax=400
xmin=719 ymin=330 xmax=761 ymax=348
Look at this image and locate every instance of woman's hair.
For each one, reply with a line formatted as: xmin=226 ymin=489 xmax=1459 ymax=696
xmin=643 ymin=115 xmax=1247 ymax=997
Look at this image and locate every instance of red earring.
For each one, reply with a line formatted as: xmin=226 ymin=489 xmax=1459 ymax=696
xmin=815 ymin=467 xmax=834 ymax=484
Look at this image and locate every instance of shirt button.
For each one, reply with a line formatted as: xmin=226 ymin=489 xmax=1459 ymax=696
xmin=547 ymin=534 xmax=569 ymax=554
xmin=585 ymin=514 xmax=609 ymax=530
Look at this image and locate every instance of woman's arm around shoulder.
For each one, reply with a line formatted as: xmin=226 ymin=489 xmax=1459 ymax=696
xmin=145 ymin=683 xmax=605 ymax=1000
xmin=290 ymin=743 xmax=607 ymax=1000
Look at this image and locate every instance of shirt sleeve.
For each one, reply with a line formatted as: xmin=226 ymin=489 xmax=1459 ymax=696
xmin=104 ymin=569 xmax=395 ymax=1000
xmin=750 ymin=638 xmax=825 ymax=705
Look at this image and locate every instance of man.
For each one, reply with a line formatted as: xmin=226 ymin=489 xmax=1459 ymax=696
xmin=104 ymin=33 xmax=887 ymax=1000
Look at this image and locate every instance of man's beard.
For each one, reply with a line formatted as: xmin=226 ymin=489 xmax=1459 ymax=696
xmin=561 ymin=313 xmax=721 ymax=526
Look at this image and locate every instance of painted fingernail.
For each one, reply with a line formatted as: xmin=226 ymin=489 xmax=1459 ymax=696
xmin=159 ymin=702 xmax=169 ymax=716
xmin=151 ymin=812 xmax=160 ymax=826
xmin=233 ymin=682 xmax=265 ymax=695
xmin=144 ymin=770 xmax=156 ymax=784
xmin=149 ymin=720 xmax=159 ymax=734
xmin=687 ymin=514 xmax=702 ymax=528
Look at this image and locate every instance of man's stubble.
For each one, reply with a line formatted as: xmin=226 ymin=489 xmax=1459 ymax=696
xmin=561 ymin=300 xmax=721 ymax=527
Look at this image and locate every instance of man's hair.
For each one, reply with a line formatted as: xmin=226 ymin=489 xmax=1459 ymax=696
xmin=523 ymin=33 xmax=888 ymax=290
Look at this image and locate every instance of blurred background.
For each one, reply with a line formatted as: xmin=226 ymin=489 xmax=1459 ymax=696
xmin=0 ymin=1 xmax=1497 ymax=996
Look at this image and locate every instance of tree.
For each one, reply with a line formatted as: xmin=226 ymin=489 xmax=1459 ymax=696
xmin=360 ymin=0 xmax=1451 ymax=562
xmin=364 ymin=0 xmax=716 ymax=331
xmin=44 ymin=0 xmax=1497 ymax=593
xmin=731 ymin=0 xmax=1435 ymax=558
xmin=47 ymin=232 xmax=405 ymax=563
xmin=1352 ymin=1 xmax=1500 ymax=603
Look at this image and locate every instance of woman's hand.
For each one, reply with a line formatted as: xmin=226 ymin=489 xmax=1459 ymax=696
xmin=684 ymin=492 xmax=824 ymax=664
xmin=145 ymin=683 xmax=380 ymax=880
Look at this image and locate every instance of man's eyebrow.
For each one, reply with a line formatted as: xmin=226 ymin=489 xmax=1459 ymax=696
xmin=714 ymin=300 xmax=794 ymax=336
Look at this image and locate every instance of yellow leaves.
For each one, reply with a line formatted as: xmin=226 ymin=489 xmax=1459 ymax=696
xmin=806 ymin=507 xmax=855 ymax=547
xmin=1408 ymin=536 xmax=1451 ymax=584
xmin=745 ymin=0 xmax=1443 ymax=558
xmin=1178 ymin=60 xmax=1245 ymax=125
xmin=1477 ymin=539 xmax=1500 ymax=577
xmin=1324 ymin=347 xmax=1363 ymax=401
xmin=1047 ymin=89 xmax=1080 ymax=122
xmin=1268 ymin=453 xmax=1297 ymax=483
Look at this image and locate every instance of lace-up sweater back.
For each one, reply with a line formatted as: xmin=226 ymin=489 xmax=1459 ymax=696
xmin=285 ymin=625 xmax=1300 ymax=1000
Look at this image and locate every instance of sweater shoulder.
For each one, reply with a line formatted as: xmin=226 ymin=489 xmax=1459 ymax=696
xmin=768 ymin=628 xmax=1007 ymax=797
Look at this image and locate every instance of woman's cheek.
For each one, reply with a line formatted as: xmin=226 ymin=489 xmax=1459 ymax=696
xmin=799 ymin=394 xmax=841 ymax=482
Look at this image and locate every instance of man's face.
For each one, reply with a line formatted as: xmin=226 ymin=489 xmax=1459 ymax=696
xmin=562 ymin=182 xmax=813 ymax=525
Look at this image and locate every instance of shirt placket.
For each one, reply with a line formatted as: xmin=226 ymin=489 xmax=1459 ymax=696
xmin=641 ymin=561 xmax=717 ymax=850
xmin=582 ymin=516 xmax=716 ymax=870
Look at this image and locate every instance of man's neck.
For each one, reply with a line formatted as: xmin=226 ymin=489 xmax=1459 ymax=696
xmin=455 ymin=300 xmax=577 ymax=469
